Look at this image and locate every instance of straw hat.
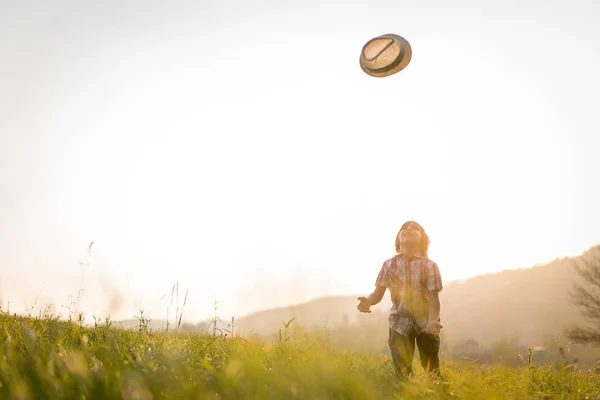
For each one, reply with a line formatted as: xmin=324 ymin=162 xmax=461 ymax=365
xmin=359 ymin=34 xmax=412 ymax=77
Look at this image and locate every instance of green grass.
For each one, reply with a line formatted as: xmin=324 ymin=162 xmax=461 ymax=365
xmin=0 ymin=313 xmax=599 ymax=399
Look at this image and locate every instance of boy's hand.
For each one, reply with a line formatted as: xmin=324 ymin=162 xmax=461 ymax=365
xmin=425 ymin=320 xmax=443 ymax=336
xmin=356 ymin=296 xmax=371 ymax=313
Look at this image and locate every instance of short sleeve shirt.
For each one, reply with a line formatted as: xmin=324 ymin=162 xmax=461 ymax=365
xmin=375 ymin=253 xmax=443 ymax=336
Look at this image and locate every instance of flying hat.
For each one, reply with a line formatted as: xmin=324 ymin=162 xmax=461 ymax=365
xmin=359 ymin=34 xmax=412 ymax=78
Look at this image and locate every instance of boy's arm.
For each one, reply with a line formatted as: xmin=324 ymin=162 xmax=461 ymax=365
xmin=358 ymin=259 xmax=390 ymax=313
xmin=367 ymin=285 xmax=387 ymax=305
xmin=425 ymin=291 xmax=442 ymax=335
xmin=428 ymin=291 xmax=441 ymax=321
xmin=424 ymin=261 xmax=443 ymax=334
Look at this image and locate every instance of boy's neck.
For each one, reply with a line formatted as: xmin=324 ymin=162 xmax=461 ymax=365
xmin=399 ymin=244 xmax=420 ymax=259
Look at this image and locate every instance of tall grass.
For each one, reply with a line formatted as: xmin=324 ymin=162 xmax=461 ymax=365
xmin=0 ymin=310 xmax=599 ymax=399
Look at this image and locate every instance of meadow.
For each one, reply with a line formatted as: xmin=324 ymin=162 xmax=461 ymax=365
xmin=0 ymin=311 xmax=599 ymax=399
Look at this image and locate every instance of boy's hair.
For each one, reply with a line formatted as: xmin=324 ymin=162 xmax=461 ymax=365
xmin=395 ymin=220 xmax=430 ymax=257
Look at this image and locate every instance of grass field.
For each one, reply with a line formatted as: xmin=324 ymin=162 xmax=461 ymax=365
xmin=0 ymin=312 xmax=599 ymax=399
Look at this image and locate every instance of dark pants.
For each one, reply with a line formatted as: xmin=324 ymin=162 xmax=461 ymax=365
xmin=388 ymin=328 xmax=441 ymax=378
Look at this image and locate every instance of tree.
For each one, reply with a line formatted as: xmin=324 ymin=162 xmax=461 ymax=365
xmin=566 ymin=245 xmax=600 ymax=345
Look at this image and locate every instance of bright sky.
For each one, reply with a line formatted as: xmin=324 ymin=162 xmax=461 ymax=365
xmin=1 ymin=0 xmax=599 ymax=323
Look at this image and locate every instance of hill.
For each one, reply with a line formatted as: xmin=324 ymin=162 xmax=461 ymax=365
xmin=189 ymin=246 xmax=600 ymax=363
xmin=206 ymin=257 xmax=580 ymax=343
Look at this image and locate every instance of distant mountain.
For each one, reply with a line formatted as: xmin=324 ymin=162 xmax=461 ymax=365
xmin=111 ymin=245 xmax=599 ymax=366
xmin=440 ymin=255 xmax=582 ymax=346
xmin=191 ymin=247 xmax=599 ymax=351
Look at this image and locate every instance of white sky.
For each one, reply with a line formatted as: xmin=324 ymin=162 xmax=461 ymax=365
xmin=1 ymin=0 xmax=599 ymax=323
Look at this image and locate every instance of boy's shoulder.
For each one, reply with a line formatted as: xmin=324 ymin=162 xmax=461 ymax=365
xmin=382 ymin=255 xmax=399 ymax=267
xmin=424 ymin=256 xmax=437 ymax=265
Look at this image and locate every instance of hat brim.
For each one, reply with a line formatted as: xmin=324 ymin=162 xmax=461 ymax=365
xmin=359 ymin=34 xmax=412 ymax=78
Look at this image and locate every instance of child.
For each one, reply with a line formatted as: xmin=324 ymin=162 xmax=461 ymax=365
xmin=357 ymin=221 xmax=443 ymax=377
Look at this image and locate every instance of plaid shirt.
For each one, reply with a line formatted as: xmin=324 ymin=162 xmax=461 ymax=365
xmin=375 ymin=253 xmax=443 ymax=336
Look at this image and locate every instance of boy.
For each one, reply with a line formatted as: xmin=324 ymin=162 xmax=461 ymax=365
xmin=357 ymin=221 xmax=443 ymax=377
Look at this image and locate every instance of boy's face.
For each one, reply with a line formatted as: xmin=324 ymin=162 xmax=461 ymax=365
xmin=398 ymin=222 xmax=423 ymax=247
